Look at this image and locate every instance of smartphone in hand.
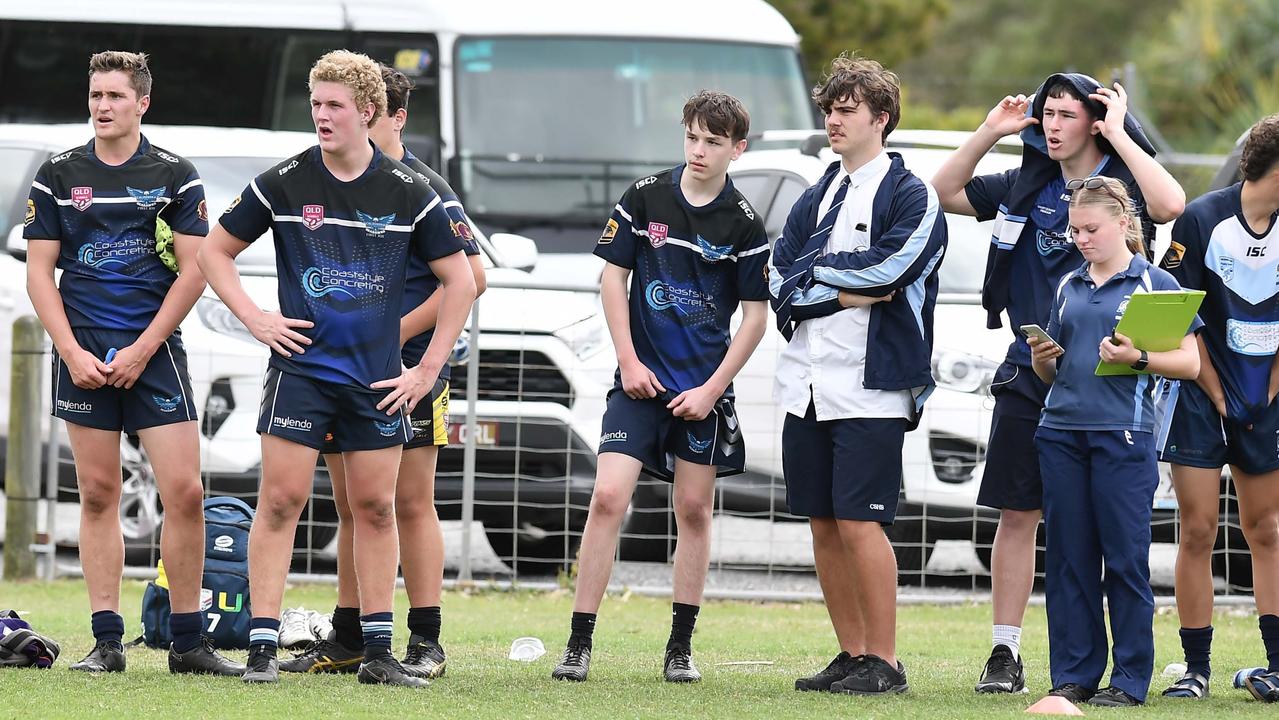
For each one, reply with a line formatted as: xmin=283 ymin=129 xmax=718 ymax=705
xmin=1019 ymin=324 xmax=1063 ymax=352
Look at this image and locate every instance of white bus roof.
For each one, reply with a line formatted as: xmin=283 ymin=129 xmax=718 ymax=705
xmin=3 ymin=0 xmax=799 ymax=46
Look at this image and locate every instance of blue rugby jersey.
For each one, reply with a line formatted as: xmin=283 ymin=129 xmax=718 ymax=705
xmin=218 ymin=143 xmax=463 ymax=390
xmin=1160 ymin=183 xmax=1279 ymax=424
xmin=965 ymin=158 xmax=1146 ymax=368
xmin=24 ymin=136 xmax=208 ymax=331
xmin=1043 ymin=254 xmax=1199 ymax=432
xmin=593 ymin=166 xmax=770 ymax=395
xmin=398 ymin=149 xmax=480 ymax=379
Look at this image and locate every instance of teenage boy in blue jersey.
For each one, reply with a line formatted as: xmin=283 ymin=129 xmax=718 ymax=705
xmin=550 ymin=91 xmax=770 ymax=684
xmin=1157 ymin=115 xmax=1279 ymax=703
xmin=25 ymin=50 xmax=242 ymax=677
xmin=1029 ymin=177 xmax=1199 ymax=707
xmin=772 ymin=55 xmax=946 ymax=696
xmin=931 ymin=73 xmax=1185 ymax=693
xmin=197 ymin=50 xmax=475 ymax=687
xmin=283 ymin=63 xmax=486 ymax=680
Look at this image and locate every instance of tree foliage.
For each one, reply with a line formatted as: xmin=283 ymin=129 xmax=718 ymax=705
xmin=768 ymin=0 xmax=951 ymax=82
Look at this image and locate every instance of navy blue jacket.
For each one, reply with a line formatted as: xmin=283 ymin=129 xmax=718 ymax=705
xmin=769 ymin=153 xmax=947 ymax=417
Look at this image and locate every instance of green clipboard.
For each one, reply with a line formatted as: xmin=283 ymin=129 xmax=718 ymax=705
xmin=1095 ymin=289 xmax=1205 ymax=376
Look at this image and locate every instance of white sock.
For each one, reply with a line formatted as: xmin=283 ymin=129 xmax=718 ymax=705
xmin=993 ymin=624 xmax=1022 ymax=659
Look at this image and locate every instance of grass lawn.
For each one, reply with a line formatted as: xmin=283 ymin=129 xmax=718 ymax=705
xmin=0 ymin=579 xmax=1274 ymax=718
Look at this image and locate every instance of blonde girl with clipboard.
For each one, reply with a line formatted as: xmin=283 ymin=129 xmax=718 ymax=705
xmin=1026 ymin=177 xmax=1201 ymax=707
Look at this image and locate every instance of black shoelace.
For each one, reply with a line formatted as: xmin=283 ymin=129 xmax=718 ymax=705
xmin=563 ymin=642 xmax=589 ymax=665
xmin=667 ymin=648 xmax=692 ymax=670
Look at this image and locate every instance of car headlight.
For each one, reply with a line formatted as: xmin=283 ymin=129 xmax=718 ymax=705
xmin=196 ymin=296 xmax=256 ymax=345
xmin=554 ymin=316 xmax=608 ymax=360
xmin=931 ymin=349 xmax=999 ymax=395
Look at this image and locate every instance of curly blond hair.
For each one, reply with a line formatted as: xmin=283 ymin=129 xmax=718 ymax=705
xmin=308 ymin=50 xmax=387 ymax=125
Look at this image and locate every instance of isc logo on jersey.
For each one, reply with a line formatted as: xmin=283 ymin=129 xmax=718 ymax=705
xmin=635 ymin=176 xmax=658 ymax=190
xmin=277 ymin=159 xmax=299 ymax=176
xmin=738 ymin=199 xmax=755 ymax=220
xmin=391 ymin=168 xmax=415 ymax=184
xmin=155 ymin=150 xmax=181 ymax=164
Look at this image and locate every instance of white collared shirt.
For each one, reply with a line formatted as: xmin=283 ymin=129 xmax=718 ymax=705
xmin=775 ymin=151 xmax=912 ymax=420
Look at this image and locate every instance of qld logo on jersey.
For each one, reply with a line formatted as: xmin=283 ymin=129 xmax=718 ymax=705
xmin=356 ymin=210 xmax=395 ymax=237
xmin=1036 ymin=228 xmax=1072 ymax=256
xmin=302 ymin=204 xmax=325 ymax=231
xmin=375 ymin=417 xmax=402 ymax=437
xmin=647 ymin=222 xmax=669 ymax=248
xmin=301 ymin=266 xmax=386 ymax=300
xmin=152 ymin=394 xmax=183 ymax=413
xmin=71 ymin=186 xmax=93 ymax=212
xmin=696 ymin=235 xmax=733 ymax=262
xmin=126 ymin=186 xmax=165 ymax=210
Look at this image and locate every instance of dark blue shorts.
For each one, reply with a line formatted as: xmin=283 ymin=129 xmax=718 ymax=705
xmin=978 ymin=363 xmax=1047 ymax=511
xmin=321 ymin=378 xmax=450 ymax=453
xmin=52 ymin=328 xmax=197 ymax=433
xmin=257 ymin=367 xmax=410 ymax=452
xmin=597 ymin=389 xmax=745 ymax=481
xmin=1158 ymin=379 xmax=1279 ymax=475
xmin=781 ymin=402 xmax=907 ymax=524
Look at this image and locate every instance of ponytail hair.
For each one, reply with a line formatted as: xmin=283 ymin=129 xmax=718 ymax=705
xmin=1068 ymin=176 xmax=1145 ymax=257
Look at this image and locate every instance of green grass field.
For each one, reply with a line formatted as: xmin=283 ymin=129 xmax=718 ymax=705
xmin=1 ymin=580 xmax=1275 ymax=718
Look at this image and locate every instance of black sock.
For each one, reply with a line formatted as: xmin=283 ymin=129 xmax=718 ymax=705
xmin=1179 ymin=625 xmax=1212 ymax=679
xmin=569 ymin=612 xmax=596 ymax=647
xmin=90 ymin=610 xmax=125 ymax=646
xmin=667 ymin=602 xmax=699 ymax=650
xmin=408 ymin=606 xmax=442 ymax=644
xmin=332 ymin=606 xmax=363 ymax=650
xmin=169 ymin=611 xmax=204 ymax=654
xmin=1261 ymin=615 xmax=1279 ymax=672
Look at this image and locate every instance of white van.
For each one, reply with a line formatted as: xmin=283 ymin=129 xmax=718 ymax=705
xmin=0 ymin=1 xmax=815 ymax=250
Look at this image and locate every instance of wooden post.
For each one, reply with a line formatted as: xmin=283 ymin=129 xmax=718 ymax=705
xmin=4 ymin=315 xmax=45 ymax=580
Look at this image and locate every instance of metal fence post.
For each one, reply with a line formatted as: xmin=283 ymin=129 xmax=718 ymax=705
xmin=459 ymin=301 xmax=481 ymax=583
xmin=4 ymin=315 xmax=45 ymax=581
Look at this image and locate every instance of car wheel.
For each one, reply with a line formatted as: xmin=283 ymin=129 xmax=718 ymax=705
xmin=886 ymin=522 xmax=935 ymax=585
xmin=120 ymin=436 xmax=163 ymax=566
xmin=617 ymin=481 xmax=676 ymax=562
xmin=484 ymin=518 xmax=583 ymax=575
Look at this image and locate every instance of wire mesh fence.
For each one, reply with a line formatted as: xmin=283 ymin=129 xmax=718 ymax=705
xmin=3 ymin=274 xmax=1258 ymax=599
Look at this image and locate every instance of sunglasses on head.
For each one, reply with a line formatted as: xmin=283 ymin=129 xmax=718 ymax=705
xmin=1066 ymin=177 xmax=1127 ymax=206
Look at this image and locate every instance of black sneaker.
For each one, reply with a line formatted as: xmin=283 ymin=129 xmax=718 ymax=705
xmin=830 ymin=654 xmax=908 ymax=695
xmin=357 ymin=653 xmax=430 ymax=688
xmin=69 ymin=640 xmax=125 ymax=672
xmin=169 ymin=637 xmax=246 ymax=676
xmin=401 ymin=635 xmax=447 ymax=679
xmin=279 ymin=631 xmax=363 ymax=674
xmin=242 ymin=644 xmax=279 ymax=684
xmin=663 ymin=645 xmax=701 ymax=683
xmin=1049 ymin=683 xmax=1096 ymax=703
xmin=1087 ymin=686 xmax=1143 ymax=707
xmin=551 ymin=640 xmax=592 ymax=682
xmin=975 ymin=645 xmax=1027 ymax=694
xmin=796 ymin=651 xmax=862 ymax=692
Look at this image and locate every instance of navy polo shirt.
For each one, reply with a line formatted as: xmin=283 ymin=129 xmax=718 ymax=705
xmin=1042 ymin=254 xmax=1200 ymax=433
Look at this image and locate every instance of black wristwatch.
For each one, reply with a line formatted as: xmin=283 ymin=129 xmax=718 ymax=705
xmin=1130 ymin=350 xmax=1149 ymax=372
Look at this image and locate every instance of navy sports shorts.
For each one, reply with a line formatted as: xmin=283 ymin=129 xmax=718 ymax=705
xmin=978 ymin=363 xmax=1048 ymax=511
xmin=321 ymin=378 xmax=449 ymax=453
xmin=781 ymin=401 xmax=908 ymax=524
xmin=1158 ymin=379 xmax=1279 ymax=475
xmin=597 ymin=388 xmax=745 ymax=481
xmin=52 ymin=327 xmax=197 ymax=433
xmin=257 ymin=367 xmax=410 ymax=452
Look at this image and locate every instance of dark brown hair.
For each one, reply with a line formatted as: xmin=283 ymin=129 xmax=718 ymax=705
xmin=681 ymin=91 xmax=750 ymax=143
xmin=88 ymin=51 xmax=152 ymax=98
xmin=379 ymin=64 xmax=416 ymax=115
xmin=811 ymin=54 xmax=900 ymax=143
xmin=1241 ymin=114 xmax=1279 ymax=182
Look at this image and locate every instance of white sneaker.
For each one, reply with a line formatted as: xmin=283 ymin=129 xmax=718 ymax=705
xmin=279 ymin=607 xmax=315 ymax=649
xmin=308 ymin=611 xmax=333 ymax=644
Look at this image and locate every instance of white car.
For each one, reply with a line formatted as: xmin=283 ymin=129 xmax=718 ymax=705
xmin=0 ymin=123 xmax=611 ymax=568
